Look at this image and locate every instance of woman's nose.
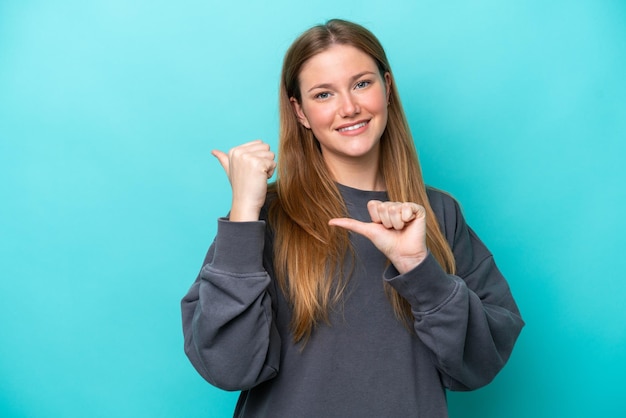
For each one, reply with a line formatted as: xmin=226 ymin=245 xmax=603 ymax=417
xmin=338 ymin=94 xmax=360 ymax=117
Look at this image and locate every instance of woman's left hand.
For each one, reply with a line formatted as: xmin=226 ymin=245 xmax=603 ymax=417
xmin=329 ymin=200 xmax=428 ymax=274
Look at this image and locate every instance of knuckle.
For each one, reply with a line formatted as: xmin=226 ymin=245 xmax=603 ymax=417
xmin=230 ymin=147 xmax=243 ymax=158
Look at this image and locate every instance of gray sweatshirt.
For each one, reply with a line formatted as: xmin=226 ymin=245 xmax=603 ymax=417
xmin=181 ymin=185 xmax=524 ymax=418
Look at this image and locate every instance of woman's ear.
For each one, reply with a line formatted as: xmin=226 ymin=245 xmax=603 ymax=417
xmin=290 ymin=97 xmax=311 ymax=129
xmin=384 ymin=72 xmax=392 ymax=104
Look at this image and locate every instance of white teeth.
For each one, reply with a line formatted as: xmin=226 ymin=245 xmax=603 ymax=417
xmin=338 ymin=122 xmax=367 ymax=132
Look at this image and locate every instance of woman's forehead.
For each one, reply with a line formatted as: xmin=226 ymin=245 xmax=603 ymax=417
xmin=298 ymin=45 xmax=379 ymax=85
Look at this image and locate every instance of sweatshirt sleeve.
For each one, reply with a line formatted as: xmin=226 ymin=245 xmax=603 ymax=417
xmin=180 ymin=218 xmax=281 ymax=391
xmin=384 ymin=192 xmax=524 ymax=391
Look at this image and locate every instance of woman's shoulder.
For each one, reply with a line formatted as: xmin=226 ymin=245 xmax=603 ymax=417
xmin=425 ymin=186 xmax=459 ymax=212
xmin=425 ymin=186 xmax=463 ymax=239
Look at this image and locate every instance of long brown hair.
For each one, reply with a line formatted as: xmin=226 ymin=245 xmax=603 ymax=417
xmin=269 ymin=19 xmax=456 ymax=343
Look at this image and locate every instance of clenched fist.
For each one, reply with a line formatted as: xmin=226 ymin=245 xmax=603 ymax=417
xmin=329 ymin=200 xmax=428 ymax=274
xmin=212 ymin=140 xmax=276 ymax=222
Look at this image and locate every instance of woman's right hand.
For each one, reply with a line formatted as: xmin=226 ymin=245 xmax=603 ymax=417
xmin=212 ymin=140 xmax=276 ymax=222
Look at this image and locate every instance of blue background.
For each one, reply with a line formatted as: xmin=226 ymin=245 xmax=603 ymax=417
xmin=1 ymin=0 xmax=625 ymax=417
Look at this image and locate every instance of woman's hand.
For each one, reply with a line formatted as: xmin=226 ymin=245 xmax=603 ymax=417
xmin=212 ymin=140 xmax=276 ymax=222
xmin=329 ymin=200 xmax=428 ymax=274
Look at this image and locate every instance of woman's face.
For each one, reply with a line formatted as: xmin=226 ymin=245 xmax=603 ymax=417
xmin=291 ymin=44 xmax=391 ymax=176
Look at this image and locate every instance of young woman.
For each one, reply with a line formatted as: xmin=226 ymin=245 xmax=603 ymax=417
xmin=181 ymin=19 xmax=524 ymax=417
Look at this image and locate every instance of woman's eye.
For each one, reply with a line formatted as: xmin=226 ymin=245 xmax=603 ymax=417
xmin=314 ymin=92 xmax=331 ymax=100
xmin=355 ymin=80 xmax=371 ymax=89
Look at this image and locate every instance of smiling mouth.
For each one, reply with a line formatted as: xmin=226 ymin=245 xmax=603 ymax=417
xmin=337 ymin=121 xmax=368 ymax=132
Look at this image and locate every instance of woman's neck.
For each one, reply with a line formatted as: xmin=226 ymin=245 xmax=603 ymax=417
xmin=328 ymin=162 xmax=385 ymax=191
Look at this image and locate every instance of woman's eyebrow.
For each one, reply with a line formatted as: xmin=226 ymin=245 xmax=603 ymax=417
xmin=306 ymin=71 xmax=377 ymax=93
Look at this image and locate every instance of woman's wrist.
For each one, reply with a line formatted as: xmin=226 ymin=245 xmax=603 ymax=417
xmin=391 ymin=253 xmax=428 ymax=275
xmin=229 ymin=202 xmax=261 ymax=222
